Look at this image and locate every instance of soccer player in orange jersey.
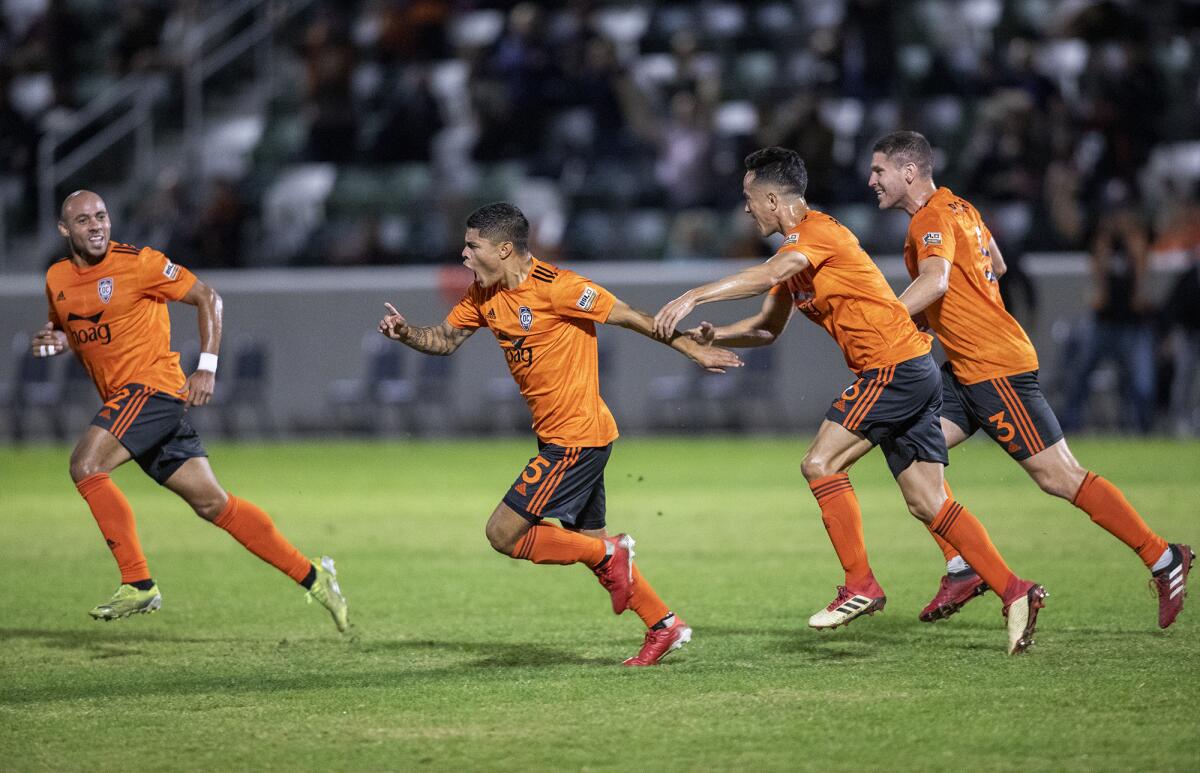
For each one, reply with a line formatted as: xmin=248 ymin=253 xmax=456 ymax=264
xmin=30 ymin=190 xmax=349 ymax=631
xmin=869 ymin=130 xmax=1192 ymax=628
xmin=377 ymin=202 xmax=741 ymax=665
xmin=655 ymin=147 xmax=1046 ymax=654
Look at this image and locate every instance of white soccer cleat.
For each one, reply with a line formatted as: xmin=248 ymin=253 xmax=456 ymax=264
xmin=808 ymin=584 xmax=887 ymax=630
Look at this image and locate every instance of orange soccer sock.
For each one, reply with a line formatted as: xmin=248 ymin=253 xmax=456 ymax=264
xmin=927 ymin=480 xmax=962 ymax=563
xmin=76 ymin=473 xmax=150 ymax=584
xmin=213 ymin=494 xmax=312 ymax=584
xmin=628 ymin=563 xmax=671 ymax=628
xmin=1073 ymin=472 xmax=1169 ymax=568
xmin=809 ymin=473 xmax=872 ymax=587
xmin=929 ymin=499 xmax=1019 ymax=602
xmin=511 ymin=524 xmax=607 ymax=567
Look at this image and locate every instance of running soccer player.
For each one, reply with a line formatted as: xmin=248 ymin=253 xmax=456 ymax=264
xmin=377 ymin=202 xmax=741 ymax=666
xmin=30 ymin=190 xmax=349 ymax=631
xmin=655 ymin=147 xmax=1046 ymax=654
xmin=868 ymin=130 xmax=1192 ymax=628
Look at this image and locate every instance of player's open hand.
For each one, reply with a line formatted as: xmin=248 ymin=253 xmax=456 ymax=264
xmin=689 ymin=342 xmax=742 ymax=374
xmin=682 ymin=321 xmax=717 ymax=346
xmin=654 ymin=293 xmax=698 ymax=339
xmin=30 ymin=322 xmax=66 ymax=358
xmin=379 ymin=302 xmax=409 ymax=342
xmin=180 ymin=368 xmax=215 ymax=407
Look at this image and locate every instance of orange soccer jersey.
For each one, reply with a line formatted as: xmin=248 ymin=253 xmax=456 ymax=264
xmin=769 ymin=210 xmax=930 ymax=374
xmin=905 ymin=187 xmax=1038 ymax=384
xmin=447 ymin=257 xmax=619 ymax=447
xmin=45 ymin=241 xmax=197 ymax=400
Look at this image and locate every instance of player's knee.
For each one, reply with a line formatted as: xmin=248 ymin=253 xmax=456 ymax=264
xmin=484 ymin=522 xmax=517 ymax=556
xmin=1031 ymin=462 xmax=1086 ymax=500
xmin=800 ymin=453 xmax=833 ymax=482
xmin=904 ymin=498 xmax=937 ymax=524
xmin=68 ymin=453 xmax=103 ymax=483
xmin=189 ymin=491 xmax=229 ymax=522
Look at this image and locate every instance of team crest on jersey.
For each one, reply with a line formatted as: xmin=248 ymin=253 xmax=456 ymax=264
xmin=162 ymin=259 xmax=180 ymax=280
xmin=783 ymin=233 xmax=799 ymax=245
xmin=577 ymin=287 xmax=598 ymax=312
xmin=97 ymin=277 xmax=114 ymax=303
xmin=922 ymin=232 xmax=943 ymax=246
xmin=518 ymin=305 xmax=533 ymax=331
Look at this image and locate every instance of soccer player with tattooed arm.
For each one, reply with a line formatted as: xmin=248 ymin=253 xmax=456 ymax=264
xmin=31 ymin=190 xmax=349 ymax=630
xmin=655 ymin=147 xmax=1046 ymax=654
xmin=378 ymin=202 xmax=742 ymax=665
xmin=868 ymin=130 xmax=1191 ymax=628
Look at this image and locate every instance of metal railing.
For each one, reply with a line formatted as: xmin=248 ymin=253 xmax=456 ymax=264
xmin=28 ymin=0 xmax=313 ymax=265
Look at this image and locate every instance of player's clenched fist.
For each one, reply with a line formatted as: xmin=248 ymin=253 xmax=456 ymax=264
xmin=30 ymin=322 xmax=67 ymax=358
xmin=379 ymin=302 xmax=410 ymax=342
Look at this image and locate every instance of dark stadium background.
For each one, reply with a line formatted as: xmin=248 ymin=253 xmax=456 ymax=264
xmin=2 ymin=0 xmax=1198 ymax=439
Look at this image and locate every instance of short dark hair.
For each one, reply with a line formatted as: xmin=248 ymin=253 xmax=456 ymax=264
xmin=872 ymin=131 xmax=934 ymax=178
xmin=466 ymin=202 xmax=529 ymax=253
xmin=744 ymin=147 xmax=808 ymax=198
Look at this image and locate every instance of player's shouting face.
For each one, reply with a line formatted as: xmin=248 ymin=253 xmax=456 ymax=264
xmin=58 ymin=191 xmax=111 ymax=260
xmin=461 ymin=226 xmax=513 ymax=288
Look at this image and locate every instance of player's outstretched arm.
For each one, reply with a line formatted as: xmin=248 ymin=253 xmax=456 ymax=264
xmin=653 ymin=250 xmax=809 ymax=337
xmin=379 ymin=302 xmax=475 ymax=356
xmin=606 ymin=299 xmax=742 ymax=373
xmin=177 ymin=279 xmax=223 ymax=406
xmin=897 ymin=256 xmax=950 ymax=316
xmin=684 ymin=291 xmax=793 ymax=348
xmin=30 ymin=322 xmax=68 ymax=358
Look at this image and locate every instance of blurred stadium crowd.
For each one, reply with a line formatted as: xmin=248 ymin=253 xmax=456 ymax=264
xmin=1 ymin=0 xmax=1199 ymax=269
xmin=3 ymin=0 xmax=1200 ymax=439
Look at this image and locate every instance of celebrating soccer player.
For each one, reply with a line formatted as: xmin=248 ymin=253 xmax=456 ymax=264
xmin=377 ymin=202 xmax=741 ymax=666
xmin=868 ymin=130 xmax=1192 ymax=628
xmin=31 ymin=190 xmax=349 ymax=631
xmin=655 ymin=147 xmax=1046 ymax=654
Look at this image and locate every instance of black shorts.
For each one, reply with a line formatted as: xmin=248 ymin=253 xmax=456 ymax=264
xmin=502 ymin=442 xmax=611 ymax=531
xmin=939 ymin=364 xmax=1064 ymax=461
xmin=92 ymin=383 xmax=208 ymax=484
xmin=826 ymin=354 xmax=950 ymax=477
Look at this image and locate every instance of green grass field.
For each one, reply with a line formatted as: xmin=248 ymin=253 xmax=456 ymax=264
xmin=1 ymin=436 xmax=1197 ymax=772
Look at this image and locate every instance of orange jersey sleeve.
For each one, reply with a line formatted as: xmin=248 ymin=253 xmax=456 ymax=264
xmin=446 ymin=288 xmax=487 ymax=329
xmin=905 ymin=188 xmax=1038 ymax=384
xmin=45 ymin=242 xmax=197 ymax=399
xmin=775 ymin=211 xmax=930 ymax=374
xmin=467 ymin=258 xmax=618 ymax=446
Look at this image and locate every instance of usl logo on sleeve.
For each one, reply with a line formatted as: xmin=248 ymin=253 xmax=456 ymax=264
xmin=576 ymin=287 xmax=597 ymax=311
xmin=163 ymin=259 xmax=180 ymax=280
xmin=922 ymin=232 xmax=943 ymax=246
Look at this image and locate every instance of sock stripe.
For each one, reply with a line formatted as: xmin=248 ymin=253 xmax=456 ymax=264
xmin=812 ymin=482 xmax=855 ymax=505
xmin=933 ymin=502 xmax=963 ymax=537
xmin=514 ymin=527 xmax=537 ymax=560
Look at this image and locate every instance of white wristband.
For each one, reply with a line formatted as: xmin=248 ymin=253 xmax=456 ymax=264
xmin=197 ymin=352 xmax=219 ymax=373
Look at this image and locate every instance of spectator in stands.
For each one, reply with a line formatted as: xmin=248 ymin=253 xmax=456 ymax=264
xmin=1060 ymin=191 xmax=1157 ymax=434
xmin=301 ymin=12 xmax=358 ymax=163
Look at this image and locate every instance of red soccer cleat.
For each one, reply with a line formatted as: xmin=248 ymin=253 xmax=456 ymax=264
xmin=1153 ymin=544 xmax=1193 ymax=629
xmin=1001 ymin=579 xmax=1048 ymax=655
xmin=594 ymin=534 xmax=635 ymax=614
xmin=623 ymin=616 xmax=692 ymax=666
xmin=918 ymin=571 xmax=990 ymax=622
